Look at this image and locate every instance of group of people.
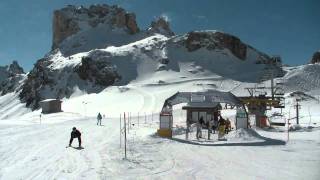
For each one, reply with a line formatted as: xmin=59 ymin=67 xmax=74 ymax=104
xmin=195 ymin=111 xmax=232 ymax=140
xmin=68 ymin=112 xmax=104 ymax=148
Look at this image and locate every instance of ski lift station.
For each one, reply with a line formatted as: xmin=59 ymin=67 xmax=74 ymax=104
xmin=40 ymin=99 xmax=62 ymax=114
xmin=158 ymin=90 xmax=247 ymax=138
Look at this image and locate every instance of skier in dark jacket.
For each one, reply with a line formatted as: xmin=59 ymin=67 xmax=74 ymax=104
xmin=97 ymin=113 xmax=102 ymax=126
xmin=69 ymin=127 xmax=82 ymax=147
xmin=196 ymin=116 xmax=204 ymax=139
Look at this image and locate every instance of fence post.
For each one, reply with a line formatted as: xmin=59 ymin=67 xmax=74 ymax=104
xmin=127 ymin=112 xmax=130 ymax=134
xmin=124 ymin=112 xmax=127 ymax=159
xmin=287 ymin=118 xmax=289 ymax=142
xmin=120 ymin=113 xmax=122 ymax=148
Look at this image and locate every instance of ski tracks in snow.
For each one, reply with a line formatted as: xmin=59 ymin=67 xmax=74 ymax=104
xmin=126 ymin=85 xmax=157 ymax=113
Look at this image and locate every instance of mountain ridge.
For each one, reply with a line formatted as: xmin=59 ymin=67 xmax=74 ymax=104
xmin=0 ymin=4 xmax=317 ymax=111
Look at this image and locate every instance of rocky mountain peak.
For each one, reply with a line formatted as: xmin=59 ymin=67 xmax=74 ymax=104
xmin=52 ymin=4 xmax=140 ymax=50
xmin=0 ymin=61 xmax=25 ymax=95
xmin=183 ymin=31 xmax=247 ymax=60
xmin=8 ymin=60 xmax=25 ymax=75
xmin=148 ymin=17 xmax=174 ymax=37
xmin=310 ymin=50 xmax=320 ymax=64
xmin=0 ymin=61 xmax=24 ymax=77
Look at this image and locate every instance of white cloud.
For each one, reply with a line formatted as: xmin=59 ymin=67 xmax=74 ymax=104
xmin=160 ymin=13 xmax=171 ymax=22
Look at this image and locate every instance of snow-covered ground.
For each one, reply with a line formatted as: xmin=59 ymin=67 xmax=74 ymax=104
xmin=0 ymin=33 xmax=319 ymax=179
xmin=0 ymin=111 xmax=319 ymax=179
xmin=1 ymin=4 xmax=319 ymax=179
xmin=0 ymin=75 xmax=319 ymax=179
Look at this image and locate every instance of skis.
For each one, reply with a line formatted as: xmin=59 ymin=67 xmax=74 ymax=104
xmin=66 ymin=145 xmax=84 ymax=150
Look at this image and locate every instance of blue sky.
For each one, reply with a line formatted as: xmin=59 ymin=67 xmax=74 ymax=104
xmin=0 ymin=0 xmax=319 ymax=70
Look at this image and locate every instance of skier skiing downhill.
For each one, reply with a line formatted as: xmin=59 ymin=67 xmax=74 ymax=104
xmin=69 ymin=127 xmax=82 ymax=148
xmin=97 ymin=112 xmax=102 ymax=126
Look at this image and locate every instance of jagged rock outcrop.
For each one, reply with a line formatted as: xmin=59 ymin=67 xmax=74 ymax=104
xmin=310 ymin=51 xmax=320 ymax=64
xmin=148 ymin=17 xmax=174 ymax=36
xmin=52 ymin=4 xmax=140 ymax=50
xmin=184 ymin=31 xmax=247 ymax=60
xmin=0 ymin=61 xmax=24 ymax=80
xmin=75 ymin=57 xmax=121 ymax=86
xmin=19 ymin=58 xmax=55 ymax=109
xmin=0 ymin=61 xmax=26 ymax=95
xmin=19 ymin=54 xmax=122 ymax=110
xmin=7 ymin=61 xmax=25 ymax=75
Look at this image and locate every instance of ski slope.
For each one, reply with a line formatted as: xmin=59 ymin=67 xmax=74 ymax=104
xmin=0 ymin=111 xmax=319 ymax=179
xmin=1 ymin=3 xmax=319 ymax=179
xmin=0 ymin=76 xmax=319 ymax=179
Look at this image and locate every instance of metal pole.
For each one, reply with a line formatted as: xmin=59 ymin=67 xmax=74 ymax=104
xmin=120 ymin=113 xmax=122 ymax=148
xmin=271 ymin=71 xmax=274 ymax=100
xmin=124 ymin=112 xmax=127 ymax=159
xmin=287 ymin=106 xmax=291 ymax=142
xmin=287 ymin=118 xmax=289 ymax=142
xmin=296 ymin=101 xmax=300 ymax=125
xmin=128 ymin=112 xmax=130 ymax=134
xmin=186 ymin=122 xmax=189 ymax=140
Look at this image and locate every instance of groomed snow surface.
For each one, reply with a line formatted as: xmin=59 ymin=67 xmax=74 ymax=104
xmin=0 ymin=44 xmax=320 ymax=179
xmin=0 ymin=79 xmax=320 ymax=180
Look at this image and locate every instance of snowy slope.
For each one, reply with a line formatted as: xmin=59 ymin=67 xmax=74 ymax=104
xmin=283 ymin=64 xmax=320 ymax=95
xmin=0 ymin=4 xmax=319 ymax=179
xmin=0 ymin=54 xmax=319 ymax=180
xmin=15 ymin=29 xmax=285 ymax=110
xmin=0 ymin=110 xmax=319 ymax=179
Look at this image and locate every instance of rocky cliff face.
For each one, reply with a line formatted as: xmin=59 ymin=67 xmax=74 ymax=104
xmin=0 ymin=61 xmax=26 ymax=95
xmin=7 ymin=61 xmax=25 ymax=75
xmin=183 ymin=31 xmax=247 ymax=60
xmin=52 ymin=4 xmax=140 ymax=50
xmin=310 ymin=51 xmax=320 ymax=64
xmin=18 ymin=53 xmax=120 ymax=110
xmin=75 ymin=56 xmax=121 ymax=86
xmin=19 ymin=58 xmax=54 ymax=109
xmin=0 ymin=61 xmax=24 ymax=79
xmin=1 ymin=74 xmax=26 ymax=96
